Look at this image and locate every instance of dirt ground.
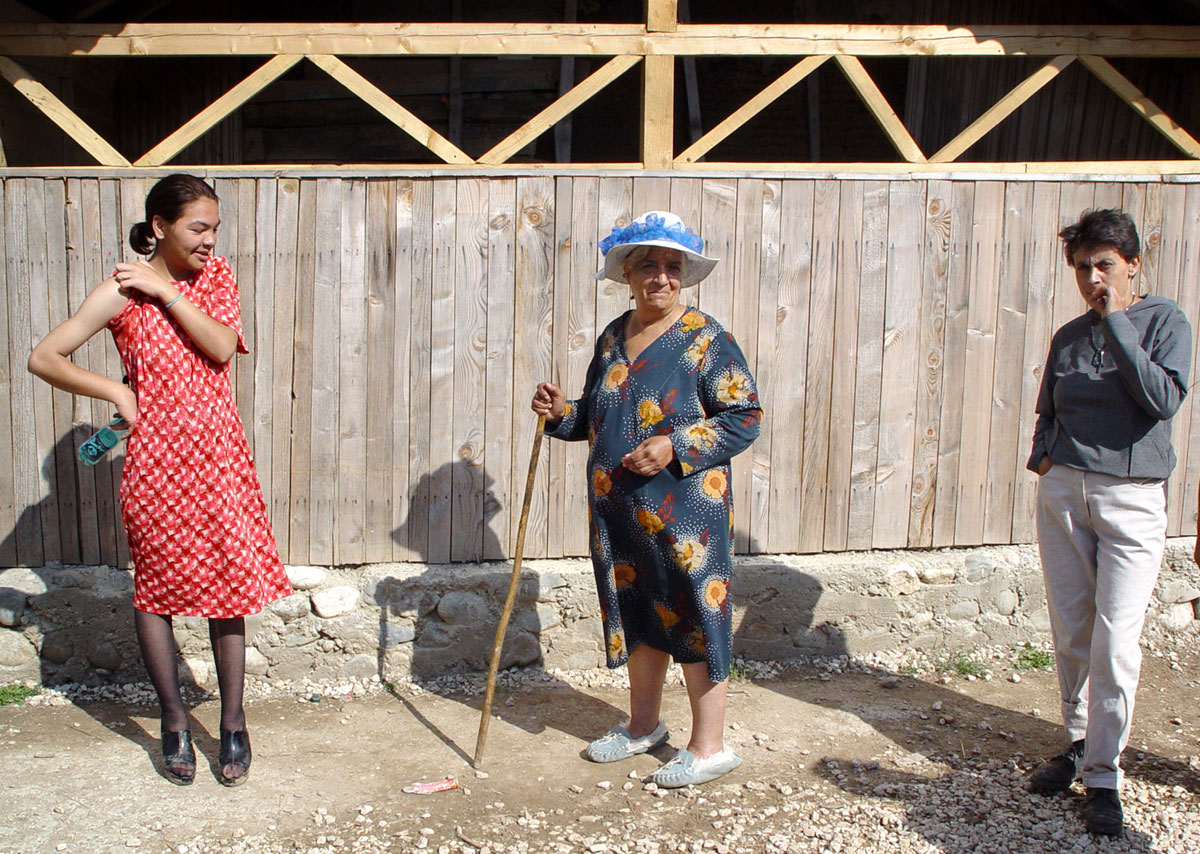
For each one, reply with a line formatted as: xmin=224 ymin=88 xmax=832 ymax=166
xmin=1 ymin=647 xmax=1198 ymax=854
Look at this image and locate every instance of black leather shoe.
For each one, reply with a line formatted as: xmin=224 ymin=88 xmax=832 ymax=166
xmin=1028 ymin=739 xmax=1085 ymax=794
xmin=218 ymin=729 xmax=252 ymax=787
xmin=161 ymin=729 xmax=195 ymax=785
xmin=1083 ymin=787 xmax=1124 ymax=837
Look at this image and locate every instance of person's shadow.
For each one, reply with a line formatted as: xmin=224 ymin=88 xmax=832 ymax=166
xmin=377 ymin=459 xmax=625 ymax=764
xmin=733 ymin=552 xmax=1193 ymax=850
xmin=0 ymin=429 xmax=220 ymax=784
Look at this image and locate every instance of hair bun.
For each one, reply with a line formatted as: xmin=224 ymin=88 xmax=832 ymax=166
xmin=128 ymin=221 xmax=155 ymax=255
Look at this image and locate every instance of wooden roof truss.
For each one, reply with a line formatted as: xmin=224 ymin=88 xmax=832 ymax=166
xmin=2 ymin=1 xmax=1200 ymax=173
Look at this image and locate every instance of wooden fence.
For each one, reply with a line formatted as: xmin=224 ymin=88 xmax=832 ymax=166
xmin=3 ymin=173 xmax=1200 ymax=569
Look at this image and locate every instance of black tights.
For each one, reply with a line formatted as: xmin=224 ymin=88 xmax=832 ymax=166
xmin=134 ymin=610 xmax=247 ymax=733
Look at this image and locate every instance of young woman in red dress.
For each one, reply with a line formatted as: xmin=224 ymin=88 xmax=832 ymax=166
xmin=29 ymin=174 xmax=292 ymax=786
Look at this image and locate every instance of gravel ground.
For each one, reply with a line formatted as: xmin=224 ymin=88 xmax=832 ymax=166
xmin=2 ymin=634 xmax=1197 ymax=854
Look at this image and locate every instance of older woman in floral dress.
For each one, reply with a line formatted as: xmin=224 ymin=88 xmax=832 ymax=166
xmin=532 ymin=211 xmax=761 ymax=787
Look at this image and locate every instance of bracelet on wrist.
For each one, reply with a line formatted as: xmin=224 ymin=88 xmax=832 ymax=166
xmin=163 ymin=292 xmax=184 ymax=309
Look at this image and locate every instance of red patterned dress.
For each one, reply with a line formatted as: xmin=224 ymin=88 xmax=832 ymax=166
xmin=108 ymin=256 xmax=292 ymax=618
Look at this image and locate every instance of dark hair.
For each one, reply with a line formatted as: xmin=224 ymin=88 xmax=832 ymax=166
xmin=1059 ymin=208 xmax=1140 ymax=266
xmin=128 ymin=174 xmax=219 ymax=255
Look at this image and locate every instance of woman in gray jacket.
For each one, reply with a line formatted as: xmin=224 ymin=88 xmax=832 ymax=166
xmin=1026 ymin=209 xmax=1191 ymax=837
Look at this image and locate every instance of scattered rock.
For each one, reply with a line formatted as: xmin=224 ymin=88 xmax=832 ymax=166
xmin=436 ymin=591 xmax=488 ymax=626
xmin=917 ymin=564 xmax=956 ymax=585
xmin=270 ymin=593 xmax=311 ymax=622
xmin=312 ymin=586 xmax=360 ymax=619
xmin=885 ymin=565 xmax=920 ymax=596
xmin=286 ymin=565 xmax=328 ymax=590
xmin=0 ymin=630 xmax=37 ymax=668
xmin=0 ymin=588 xmax=27 ymax=627
xmin=85 ymin=640 xmax=122 ymax=671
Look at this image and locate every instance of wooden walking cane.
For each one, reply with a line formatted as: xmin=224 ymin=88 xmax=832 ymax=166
xmin=474 ymin=413 xmax=546 ymax=768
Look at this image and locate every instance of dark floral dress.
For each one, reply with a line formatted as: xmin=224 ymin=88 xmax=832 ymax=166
xmin=548 ymin=309 xmax=762 ymax=682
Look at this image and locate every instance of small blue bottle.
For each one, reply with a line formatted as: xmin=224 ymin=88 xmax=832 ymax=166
xmin=78 ymin=418 xmax=129 ymax=466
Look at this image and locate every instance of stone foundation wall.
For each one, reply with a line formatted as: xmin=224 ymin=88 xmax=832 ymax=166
xmin=2 ymin=542 xmax=1198 ymax=689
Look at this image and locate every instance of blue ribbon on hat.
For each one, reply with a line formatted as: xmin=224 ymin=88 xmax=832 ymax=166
xmin=599 ymin=213 xmax=704 ymax=256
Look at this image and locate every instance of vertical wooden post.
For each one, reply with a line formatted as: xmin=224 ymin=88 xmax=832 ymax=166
xmin=555 ymin=0 xmax=577 ymax=163
xmin=643 ymin=0 xmax=676 ymax=168
xmin=646 ymin=0 xmax=678 ymax=32
xmin=679 ymin=0 xmax=702 ymax=147
xmin=449 ymin=0 xmax=463 ymax=147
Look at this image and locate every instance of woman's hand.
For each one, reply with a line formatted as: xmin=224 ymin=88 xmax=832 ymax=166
xmin=1037 ymin=456 xmax=1053 ymax=476
xmin=532 ymin=382 xmax=566 ymax=423
xmin=622 ymin=436 xmax=674 ymax=477
xmin=113 ymin=384 xmax=138 ymax=430
xmin=113 ymin=260 xmax=178 ymax=304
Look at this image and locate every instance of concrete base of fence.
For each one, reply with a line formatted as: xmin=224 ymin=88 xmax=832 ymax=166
xmin=2 ymin=542 xmax=1198 ymax=689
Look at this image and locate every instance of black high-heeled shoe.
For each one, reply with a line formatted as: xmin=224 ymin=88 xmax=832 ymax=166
xmin=218 ymin=729 xmax=251 ymax=787
xmin=162 ymin=729 xmax=196 ymax=785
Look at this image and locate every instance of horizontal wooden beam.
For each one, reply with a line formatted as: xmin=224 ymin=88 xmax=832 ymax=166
xmin=6 ymin=161 xmax=1200 ymax=178
xmin=478 ymin=54 xmax=639 ymax=165
xmin=306 ymin=53 xmax=473 ymax=165
xmin=135 ymin=53 xmax=301 ymax=166
xmin=1078 ymin=54 xmax=1200 ymax=159
xmin=1 ymin=23 xmax=1199 ymax=57
xmin=0 ymin=54 xmax=128 ymax=165
xmin=930 ymin=55 xmax=1075 ymax=163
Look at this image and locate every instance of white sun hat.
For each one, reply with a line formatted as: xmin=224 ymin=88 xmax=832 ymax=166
xmin=595 ymin=211 xmax=719 ymax=289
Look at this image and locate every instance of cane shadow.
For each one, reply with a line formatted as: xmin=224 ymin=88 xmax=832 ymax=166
xmin=377 ymin=459 xmax=624 ymax=763
xmin=0 ymin=429 xmax=215 ymax=785
xmin=733 ymin=552 xmax=1196 ymax=848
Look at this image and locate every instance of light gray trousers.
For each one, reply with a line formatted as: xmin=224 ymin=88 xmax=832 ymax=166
xmin=1035 ymin=464 xmax=1166 ymax=789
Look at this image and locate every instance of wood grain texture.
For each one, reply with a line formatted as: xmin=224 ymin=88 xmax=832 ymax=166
xmin=847 ymin=181 xmax=888 ymax=551
xmin=873 ymin=180 xmax=925 ymax=548
xmin=560 ymin=176 xmax=598 ymax=557
xmin=63 ymin=177 xmax=100 ymax=565
xmin=0 ymin=180 xmax=16 ymax=566
xmin=799 ymin=179 xmax=836 ymax=553
xmin=954 ymin=181 xmax=1004 ymax=545
xmin=389 ymin=179 xmax=416 ymax=561
xmin=1010 ymin=181 xmax=1061 ymax=544
xmin=931 ymin=181 xmax=974 ymax=547
xmin=483 ymin=178 xmax=517 ymax=559
xmin=336 ymin=179 xmax=368 ymax=565
xmin=511 ymin=177 xmax=555 ymax=557
xmin=753 ymin=179 xmax=784 ymax=553
xmin=823 ymin=181 xmax=863 ymax=551
xmin=909 ymin=180 xmax=950 ymax=548
xmin=288 ymin=178 xmax=318 ymax=563
xmin=451 ymin=178 xmax=489 ymax=562
xmin=983 ymin=181 xmax=1034 ymax=545
xmin=364 ymin=178 xmax=396 ymax=563
xmin=426 ymin=179 xmax=458 ymax=563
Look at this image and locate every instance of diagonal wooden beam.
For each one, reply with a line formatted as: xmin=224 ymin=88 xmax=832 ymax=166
xmin=1078 ymin=54 xmax=1200 ymax=159
xmin=675 ymin=55 xmax=828 ymax=165
xmin=834 ymin=54 xmax=925 ymax=163
xmin=479 ymin=54 xmax=639 ymax=165
xmin=306 ymin=53 xmax=473 ymax=165
xmin=931 ymin=55 xmax=1075 ymax=163
xmin=0 ymin=55 xmax=128 ymax=166
xmin=135 ymin=54 xmax=301 ymax=166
